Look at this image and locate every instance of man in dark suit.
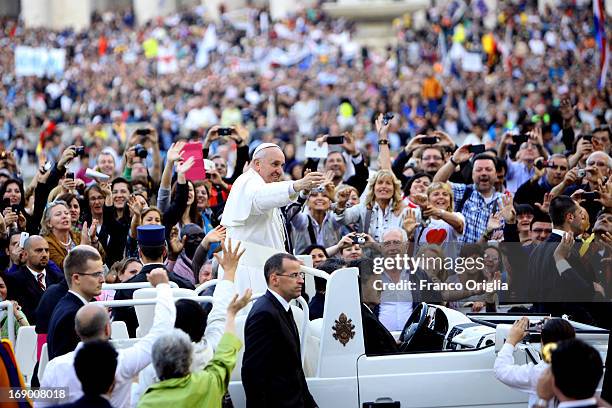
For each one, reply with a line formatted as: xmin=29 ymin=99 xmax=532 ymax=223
xmin=242 ymin=253 xmax=317 ymax=408
xmin=535 ymin=339 xmax=605 ymax=408
xmin=56 ymin=340 xmax=117 ymax=408
xmin=5 ymin=236 xmax=63 ymax=324
xmin=528 ymin=196 xmax=598 ymax=322
xmin=348 ymin=258 xmax=399 ymax=355
xmin=47 ymin=246 xmax=105 ymax=360
xmin=113 ymin=225 xmax=194 ymax=337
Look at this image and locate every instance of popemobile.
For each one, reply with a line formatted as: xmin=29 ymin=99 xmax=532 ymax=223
xmin=228 ymin=251 xmax=608 ymax=408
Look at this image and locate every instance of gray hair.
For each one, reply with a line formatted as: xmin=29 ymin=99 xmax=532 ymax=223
xmin=382 ymin=227 xmax=408 ymax=242
xmin=75 ymin=303 xmax=109 ymax=341
xmin=152 ymin=329 xmax=193 ymax=381
xmin=586 ymin=151 xmax=612 ymax=169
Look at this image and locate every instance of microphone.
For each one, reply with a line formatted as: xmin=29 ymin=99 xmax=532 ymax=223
xmin=85 ymin=168 xmax=110 ymax=181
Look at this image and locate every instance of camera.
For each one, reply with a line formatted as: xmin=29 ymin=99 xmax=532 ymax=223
xmin=133 ymin=144 xmax=148 ymax=159
xmin=11 ymin=204 xmax=20 ymax=214
xmin=218 ymin=128 xmax=233 ymax=137
xmin=136 ymin=128 xmax=151 ymax=136
xmin=74 ymin=146 xmax=85 ymax=157
xmin=312 ymin=185 xmax=325 ymax=193
xmin=535 ymin=160 xmax=552 ymax=170
xmin=352 ymin=235 xmax=366 ymax=245
xmin=383 ymin=112 xmax=394 ymax=126
xmin=66 ymin=172 xmax=74 ymax=179
xmin=577 ymin=169 xmax=586 ymax=178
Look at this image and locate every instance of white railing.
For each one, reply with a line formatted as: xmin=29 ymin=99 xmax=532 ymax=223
xmin=0 ymin=300 xmax=16 ymax=344
xmin=97 ymin=295 xmax=214 ymax=308
xmin=195 ymin=279 xmax=219 ymax=295
xmin=101 ymin=282 xmax=178 ymax=290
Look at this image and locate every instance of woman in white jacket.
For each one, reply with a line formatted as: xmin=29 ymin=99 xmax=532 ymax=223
xmin=494 ymin=317 xmax=575 ymax=407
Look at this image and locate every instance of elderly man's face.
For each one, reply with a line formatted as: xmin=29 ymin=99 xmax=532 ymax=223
xmin=254 ymin=148 xmax=285 ymax=183
xmin=213 ymin=157 xmax=228 ymax=178
xmin=98 ymin=154 xmax=115 ymax=176
xmin=586 ymin=152 xmax=610 ymax=181
xmin=382 ymin=229 xmax=405 ymax=257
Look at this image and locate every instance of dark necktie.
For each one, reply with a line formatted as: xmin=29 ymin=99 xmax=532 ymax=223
xmin=286 ymin=308 xmax=299 ymax=342
xmin=37 ymin=273 xmax=45 ymax=291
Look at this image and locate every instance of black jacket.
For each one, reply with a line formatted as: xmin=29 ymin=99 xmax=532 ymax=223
xmin=35 ymin=279 xmax=69 ymax=335
xmin=112 ymin=263 xmax=194 ymax=337
xmin=5 ymin=265 xmax=64 ymax=324
xmin=47 ymin=292 xmax=87 ymax=359
xmin=528 ymin=232 xmax=597 ymax=322
xmin=242 ymin=290 xmax=317 ymax=408
xmin=56 ymin=394 xmax=113 ymax=408
xmin=361 ymin=303 xmax=399 ymax=355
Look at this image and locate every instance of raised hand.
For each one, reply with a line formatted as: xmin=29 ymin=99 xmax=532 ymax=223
xmin=127 ymin=195 xmax=144 ymax=216
xmin=99 ymin=182 xmax=112 ymax=198
xmin=452 ymin=144 xmax=472 ymax=164
xmin=507 ymin=316 xmax=529 ymax=346
xmin=486 ymin=212 xmax=502 ymax=232
xmin=342 ymin=132 xmax=357 ymax=156
xmin=166 ymin=141 xmax=186 ymax=163
xmin=176 ymin=156 xmax=195 ymax=175
xmin=553 ymin=231 xmax=574 ymax=261
xmin=203 ymin=225 xmax=227 ymax=247
xmin=147 ymin=268 xmax=170 ymax=287
xmin=499 ymin=194 xmax=516 ymax=223
xmin=535 ymin=192 xmax=552 ymax=214
xmin=335 ymin=188 xmax=352 ymax=209
xmin=375 ymin=113 xmax=390 ymax=141
xmin=294 ymin=171 xmax=325 ymax=193
xmin=227 ymin=288 xmax=253 ymax=317
xmin=204 ymin=125 xmax=221 ymax=147
xmin=402 ymin=209 xmax=418 ymax=236
xmin=214 ymin=238 xmax=246 ymax=282
xmin=169 ymin=226 xmax=185 ymax=256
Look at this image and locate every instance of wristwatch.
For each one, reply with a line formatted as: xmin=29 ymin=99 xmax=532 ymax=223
xmin=378 ymin=140 xmax=389 ymax=145
xmin=533 ymin=398 xmax=550 ymax=408
xmin=450 ymin=157 xmax=459 ymax=166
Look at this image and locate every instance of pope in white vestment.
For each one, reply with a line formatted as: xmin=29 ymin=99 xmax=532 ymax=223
xmin=220 ymin=143 xmax=324 ymax=293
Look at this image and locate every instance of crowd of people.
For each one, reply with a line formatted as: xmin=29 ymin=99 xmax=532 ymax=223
xmin=0 ymin=0 xmax=611 ymax=407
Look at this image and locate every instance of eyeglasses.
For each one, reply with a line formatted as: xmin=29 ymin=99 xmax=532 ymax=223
xmin=76 ymin=271 xmax=105 ymax=279
xmin=276 ymin=272 xmax=305 ymax=279
xmin=45 ymin=199 xmax=68 ymax=210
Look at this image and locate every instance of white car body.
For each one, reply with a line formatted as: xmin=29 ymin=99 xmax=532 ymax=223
xmin=228 ymin=266 xmax=609 ymax=408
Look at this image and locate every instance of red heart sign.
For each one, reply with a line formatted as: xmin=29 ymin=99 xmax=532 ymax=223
xmin=425 ymin=228 xmax=447 ymax=244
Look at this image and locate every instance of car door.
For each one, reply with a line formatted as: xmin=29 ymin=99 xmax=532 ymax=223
xmin=357 ymin=347 xmax=527 ymax=408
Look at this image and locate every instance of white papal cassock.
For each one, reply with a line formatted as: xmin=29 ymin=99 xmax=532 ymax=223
xmin=220 ymin=168 xmax=298 ymax=293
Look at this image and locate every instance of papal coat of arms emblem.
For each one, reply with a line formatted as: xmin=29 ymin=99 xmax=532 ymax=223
xmin=332 ymin=313 xmax=355 ymax=346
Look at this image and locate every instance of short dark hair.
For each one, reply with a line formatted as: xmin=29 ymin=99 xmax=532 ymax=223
xmin=549 ymin=196 xmax=577 ymax=227
xmin=111 ymin=177 xmax=132 ymax=192
xmin=139 ymin=244 xmax=165 ymax=261
xmin=323 ymin=150 xmax=346 ymax=165
xmin=515 ymin=204 xmax=535 ymax=216
xmin=74 ymin=340 xmax=118 ymax=396
xmin=530 ymin=214 xmax=552 ymax=229
xmin=472 ymin=153 xmax=497 ymax=167
xmin=541 ymin=318 xmax=575 ymax=345
xmin=175 ymin=299 xmax=209 ymax=343
xmin=264 ymin=253 xmax=299 ymax=283
xmin=551 ymin=339 xmax=602 ymax=400
xmin=403 ymin=172 xmax=432 ymax=196
xmin=301 ymin=245 xmax=329 ymax=258
xmin=347 ymin=258 xmax=375 ymax=289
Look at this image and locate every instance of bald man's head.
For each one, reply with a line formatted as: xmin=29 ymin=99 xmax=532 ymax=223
xmin=24 ymin=235 xmax=49 ymax=272
xmin=75 ymin=303 xmax=110 ymax=342
xmin=252 ymin=146 xmax=285 ymax=183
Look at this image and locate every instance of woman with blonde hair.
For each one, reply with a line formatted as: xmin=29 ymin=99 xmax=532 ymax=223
xmin=333 ymin=169 xmax=406 ymax=242
xmin=404 ymin=181 xmax=464 ymax=249
xmin=41 ymin=200 xmax=101 ymax=269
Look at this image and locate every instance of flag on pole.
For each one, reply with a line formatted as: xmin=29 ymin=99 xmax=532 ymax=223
xmin=593 ymin=0 xmax=609 ymax=90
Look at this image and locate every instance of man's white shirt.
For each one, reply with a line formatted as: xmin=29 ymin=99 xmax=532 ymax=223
xmin=37 ymin=283 xmax=176 ymax=408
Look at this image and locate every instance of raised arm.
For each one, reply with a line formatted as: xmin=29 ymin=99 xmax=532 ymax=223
xmin=434 ymin=144 xmax=472 ymax=183
xmin=375 ymin=113 xmax=392 ymax=171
